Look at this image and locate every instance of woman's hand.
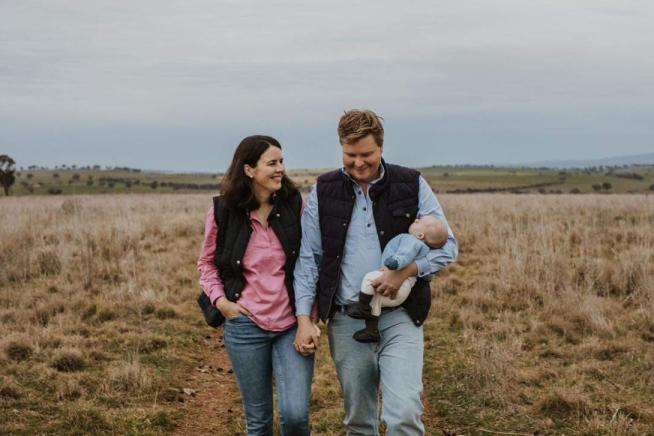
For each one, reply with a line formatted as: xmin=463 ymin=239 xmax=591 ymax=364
xmin=293 ymin=316 xmax=320 ymax=356
xmin=215 ymin=297 xmax=251 ymax=320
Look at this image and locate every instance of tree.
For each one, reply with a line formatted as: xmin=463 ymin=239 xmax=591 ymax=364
xmin=0 ymin=154 xmax=16 ymax=196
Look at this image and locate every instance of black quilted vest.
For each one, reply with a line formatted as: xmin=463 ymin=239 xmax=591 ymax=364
xmin=213 ymin=191 xmax=302 ymax=310
xmin=316 ymin=161 xmax=432 ymax=326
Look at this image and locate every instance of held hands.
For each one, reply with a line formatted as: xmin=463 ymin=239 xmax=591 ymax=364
xmin=371 ymin=263 xmax=418 ymax=299
xmin=293 ymin=316 xmax=321 ymax=356
xmin=215 ymin=297 xmax=252 ymax=320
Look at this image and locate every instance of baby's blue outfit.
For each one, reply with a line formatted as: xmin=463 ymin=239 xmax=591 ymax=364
xmin=383 ymin=234 xmax=432 ymax=279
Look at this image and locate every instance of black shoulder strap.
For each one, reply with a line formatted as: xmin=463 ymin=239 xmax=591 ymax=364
xmin=213 ymin=196 xmax=228 ymax=228
xmin=212 ymin=196 xmax=230 ymax=264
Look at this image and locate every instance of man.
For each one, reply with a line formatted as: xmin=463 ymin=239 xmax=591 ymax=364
xmin=293 ymin=110 xmax=457 ymax=435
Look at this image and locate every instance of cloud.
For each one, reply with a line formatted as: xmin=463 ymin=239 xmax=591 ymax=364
xmin=1 ymin=0 xmax=653 ymax=169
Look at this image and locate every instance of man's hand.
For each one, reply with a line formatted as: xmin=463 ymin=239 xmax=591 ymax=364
xmin=293 ymin=315 xmax=321 ymax=356
xmin=215 ymin=297 xmax=251 ymax=320
xmin=371 ymin=263 xmax=418 ymax=298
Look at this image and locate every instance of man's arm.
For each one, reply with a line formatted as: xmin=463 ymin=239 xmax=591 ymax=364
xmin=293 ymin=184 xmax=322 ymax=354
xmin=413 ymin=176 xmax=458 ymax=277
xmin=294 ymin=184 xmax=322 ymax=316
xmin=372 ymin=176 xmax=457 ymax=298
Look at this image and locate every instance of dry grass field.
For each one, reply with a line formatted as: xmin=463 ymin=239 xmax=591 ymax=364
xmin=1 ymin=193 xmax=653 ymax=435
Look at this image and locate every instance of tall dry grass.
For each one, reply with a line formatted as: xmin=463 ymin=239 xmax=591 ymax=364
xmin=1 ymin=193 xmax=653 ymax=434
xmin=0 ymin=194 xmax=208 ymax=434
xmin=429 ymin=194 xmax=654 ymax=434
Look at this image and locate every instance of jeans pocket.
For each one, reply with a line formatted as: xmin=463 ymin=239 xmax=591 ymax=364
xmin=226 ymin=313 xmax=247 ymax=322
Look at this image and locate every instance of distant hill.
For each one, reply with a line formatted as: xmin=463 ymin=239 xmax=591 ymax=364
xmin=524 ymin=152 xmax=654 ymax=169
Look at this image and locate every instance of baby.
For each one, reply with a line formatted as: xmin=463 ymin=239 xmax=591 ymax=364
xmin=352 ymin=215 xmax=449 ymax=343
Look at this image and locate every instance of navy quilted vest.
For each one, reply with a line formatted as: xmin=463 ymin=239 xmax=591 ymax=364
xmin=316 ymin=161 xmax=431 ymax=326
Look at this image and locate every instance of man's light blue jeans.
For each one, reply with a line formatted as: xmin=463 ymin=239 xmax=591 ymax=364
xmin=224 ymin=315 xmax=314 ymax=436
xmin=328 ymin=308 xmax=424 ymax=436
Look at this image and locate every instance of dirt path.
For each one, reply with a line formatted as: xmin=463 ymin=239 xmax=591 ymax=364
xmin=171 ymin=330 xmax=244 ymax=435
xmin=170 ymin=322 xmax=454 ymax=435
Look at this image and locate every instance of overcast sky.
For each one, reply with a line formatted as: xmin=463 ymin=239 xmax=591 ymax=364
xmin=1 ymin=0 xmax=653 ymax=171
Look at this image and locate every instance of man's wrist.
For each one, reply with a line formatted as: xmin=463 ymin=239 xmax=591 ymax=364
xmin=296 ymin=301 xmax=314 ymax=318
xmin=297 ymin=315 xmax=312 ymax=326
xmin=414 ymin=257 xmax=431 ymax=278
xmin=400 ymin=262 xmax=418 ymax=279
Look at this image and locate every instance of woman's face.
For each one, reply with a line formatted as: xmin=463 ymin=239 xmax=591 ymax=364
xmin=245 ymin=145 xmax=285 ymax=197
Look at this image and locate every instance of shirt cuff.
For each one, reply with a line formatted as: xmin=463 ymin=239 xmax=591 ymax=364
xmin=296 ymin=299 xmax=314 ymax=317
xmin=415 ymin=256 xmax=432 ymax=278
xmin=209 ymin=287 xmax=225 ymax=306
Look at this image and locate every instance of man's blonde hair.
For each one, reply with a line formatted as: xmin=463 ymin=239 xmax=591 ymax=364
xmin=337 ymin=109 xmax=384 ymax=147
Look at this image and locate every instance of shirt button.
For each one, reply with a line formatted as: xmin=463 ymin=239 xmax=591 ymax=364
xmin=276 ymin=213 xmax=280 ymax=218
xmin=342 ymin=222 xmax=347 ymax=227
xmin=236 ymin=260 xmax=241 ymax=265
xmin=235 ymin=293 xmax=240 ymax=298
xmin=291 ymin=250 xmax=296 ymax=255
xmin=380 ymin=230 xmax=385 ymax=235
xmin=405 ymin=213 xmax=410 ymax=218
xmin=367 ymin=223 xmax=371 ymax=228
xmin=363 ymin=207 xmax=367 ymax=211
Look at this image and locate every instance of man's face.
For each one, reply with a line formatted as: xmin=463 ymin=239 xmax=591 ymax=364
xmin=341 ymin=134 xmax=383 ymax=184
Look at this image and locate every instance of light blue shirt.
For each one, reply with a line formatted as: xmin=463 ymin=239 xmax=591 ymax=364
xmin=294 ymin=166 xmax=458 ymax=316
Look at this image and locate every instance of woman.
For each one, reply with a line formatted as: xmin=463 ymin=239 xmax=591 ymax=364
xmin=197 ymin=135 xmax=314 ymax=436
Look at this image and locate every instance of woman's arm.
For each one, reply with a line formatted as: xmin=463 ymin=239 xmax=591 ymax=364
xmin=197 ymin=206 xmax=225 ymax=305
xmin=197 ymin=205 xmax=251 ymax=319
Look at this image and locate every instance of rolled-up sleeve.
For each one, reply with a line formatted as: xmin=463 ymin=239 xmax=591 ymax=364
xmin=414 ymin=176 xmax=458 ymax=278
xmin=197 ymin=206 xmax=225 ymax=305
xmin=293 ymin=185 xmax=322 ymax=316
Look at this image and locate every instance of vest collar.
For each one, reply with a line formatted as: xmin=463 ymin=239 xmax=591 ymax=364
xmin=246 ymin=191 xmax=282 ymax=224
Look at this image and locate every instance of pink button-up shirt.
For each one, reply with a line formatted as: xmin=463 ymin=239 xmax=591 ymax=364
xmin=197 ymin=206 xmax=296 ymax=332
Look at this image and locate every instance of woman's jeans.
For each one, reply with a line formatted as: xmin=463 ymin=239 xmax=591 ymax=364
xmin=224 ymin=315 xmax=314 ymax=436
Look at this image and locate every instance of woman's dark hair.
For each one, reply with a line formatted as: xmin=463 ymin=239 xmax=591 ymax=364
xmin=221 ymin=135 xmax=297 ymax=210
